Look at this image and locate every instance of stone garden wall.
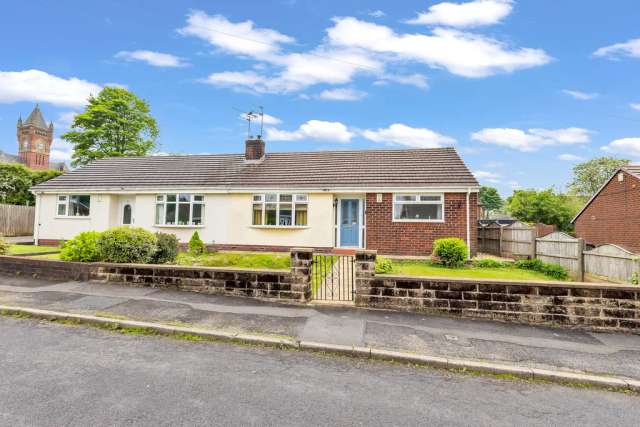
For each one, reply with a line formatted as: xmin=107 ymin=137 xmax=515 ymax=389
xmin=353 ymin=252 xmax=640 ymax=332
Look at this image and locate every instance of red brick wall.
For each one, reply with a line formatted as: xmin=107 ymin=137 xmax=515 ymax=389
xmin=574 ymin=171 xmax=640 ymax=253
xmin=365 ymin=192 xmax=478 ymax=256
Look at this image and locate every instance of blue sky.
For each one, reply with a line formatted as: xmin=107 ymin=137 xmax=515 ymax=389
xmin=1 ymin=0 xmax=639 ymax=195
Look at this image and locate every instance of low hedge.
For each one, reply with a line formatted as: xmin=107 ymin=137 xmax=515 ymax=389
xmin=60 ymin=231 xmax=102 ymax=262
xmin=432 ymin=238 xmax=468 ymax=267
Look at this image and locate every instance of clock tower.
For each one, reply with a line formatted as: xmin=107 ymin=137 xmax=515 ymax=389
xmin=17 ymin=104 xmax=54 ymax=170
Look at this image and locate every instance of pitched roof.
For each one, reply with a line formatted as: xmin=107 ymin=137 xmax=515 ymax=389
xmin=571 ymin=164 xmax=640 ymax=223
xmin=24 ymin=105 xmax=49 ymax=129
xmin=32 ymin=147 xmax=478 ymax=191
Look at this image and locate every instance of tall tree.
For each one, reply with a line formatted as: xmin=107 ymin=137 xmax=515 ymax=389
xmin=478 ymin=186 xmax=503 ymax=218
xmin=0 ymin=163 xmax=62 ymax=205
xmin=569 ymin=157 xmax=629 ymax=197
xmin=62 ymin=87 xmax=159 ymax=167
xmin=506 ymin=189 xmax=578 ymax=232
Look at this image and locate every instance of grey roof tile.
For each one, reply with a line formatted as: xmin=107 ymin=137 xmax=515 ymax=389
xmin=32 ymin=147 xmax=479 ymax=191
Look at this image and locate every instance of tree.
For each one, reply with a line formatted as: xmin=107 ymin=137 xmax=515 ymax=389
xmin=62 ymin=87 xmax=159 ymax=167
xmin=569 ymin=157 xmax=629 ymax=197
xmin=478 ymin=186 xmax=503 ymax=218
xmin=0 ymin=163 xmax=62 ymax=205
xmin=506 ymin=189 xmax=579 ymax=232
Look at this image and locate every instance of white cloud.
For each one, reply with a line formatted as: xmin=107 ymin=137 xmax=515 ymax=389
xmin=406 ymin=0 xmax=513 ymax=28
xmin=266 ymin=120 xmax=354 ymax=142
xmin=471 ymin=127 xmax=591 ymax=151
xmin=375 ymin=73 xmax=429 ymax=88
xmin=49 ymin=138 xmax=73 ymax=163
xmin=0 ymin=70 xmax=101 ymax=108
xmin=594 ymin=38 xmax=640 ymax=59
xmin=562 ymin=89 xmax=598 ymax=100
xmin=558 ymin=153 xmax=585 ymax=162
xmin=473 ymin=170 xmax=500 ymax=179
xmin=630 ymin=103 xmax=640 ymax=111
xmin=361 ymin=123 xmax=456 ymax=148
xmin=317 ymin=87 xmax=367 ymax=101
xmin=115 ymin=50 xmax=188 ymax=67
xmin=369 ymin=10 xmax=386 ymax=18
xmin=179 ymin=11 xmax=294 ymax=58
xmin=55 ymin=111 xmax=77 ymax=129
xmin=508 ymin=180 xmax=520 ymax=189
xmin=239 ymin=112 xmax=282 ymax=125
xmin=602 ymin=137 xmax=640 ymax=157
xmin=327 ymin=17 xmax=551 ymax=78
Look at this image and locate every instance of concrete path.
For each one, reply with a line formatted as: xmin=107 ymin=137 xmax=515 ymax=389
xmin=4 ymin=236 xmax=34 ymax=244
xmin=2 ymin=274 xmax=640 ymax=381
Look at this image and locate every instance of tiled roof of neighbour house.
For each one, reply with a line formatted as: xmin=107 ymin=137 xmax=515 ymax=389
xmin=32 ymin=147 xmax=479 ymax=191
xmin=571 ymin=164 xmax=640 ymax=223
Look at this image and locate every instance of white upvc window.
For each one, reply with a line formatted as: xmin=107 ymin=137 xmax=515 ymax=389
xmin=56 ymin=195 xmax=91 ymax=217
xmin=252 ymin=193 xmax=308 ymax=227
xmin=155 ymin=194 xmax=204 ymax=226
xmin=393 ymin=193 xmax=444 ymax=222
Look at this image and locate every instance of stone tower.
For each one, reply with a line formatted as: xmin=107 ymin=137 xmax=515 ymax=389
xmin=17 ymin=105 xmax=54 ymax=170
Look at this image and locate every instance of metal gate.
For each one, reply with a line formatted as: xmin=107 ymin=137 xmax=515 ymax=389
xmin=312 ymin=254 xmax=355 ymax=302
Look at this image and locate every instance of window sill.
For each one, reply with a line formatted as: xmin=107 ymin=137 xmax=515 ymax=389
xmin=154 ymin=224 xmax=206 ymax=228
xmin=250 ymin=225 xmax=309 ymax=230
xmin=55 ymin=216 xmax=91 ymax=220
xmin=392 ymin=219 xmax=445 ymax=223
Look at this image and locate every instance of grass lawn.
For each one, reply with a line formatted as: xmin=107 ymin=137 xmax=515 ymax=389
xmin=385 ymin=260 xmax=557 ymax=281
xmin=7 ymin=245 xmax=60 ymax=255
xmin=176 ymin=251 xmax=290 ymax=270
xmin=32 ymin=253 xmax=62 ymax=260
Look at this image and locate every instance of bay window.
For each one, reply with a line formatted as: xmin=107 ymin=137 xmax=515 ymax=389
xmin=393 ymin=194 xmax=443 ymax=221
xmin=252 ymin=193 xmax=308 ymax=227
xmin=155 ymin=194 xmax=204 ymax=226
xmin=56 ymin=195 xmax=90 ymax=217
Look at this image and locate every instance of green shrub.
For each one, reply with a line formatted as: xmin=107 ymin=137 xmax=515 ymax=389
xmin=514 ymin=258 xmax=544 ymax=271
xmin=188 ymin=231 xmax=205 ymax=255
xmin=375 ymin=257 xmax=394 ymax=274
xmin=0 ymin=235 xmax=9 ymax=255
xmin=151 ymin=232 xmax=179 ymax=264
xmin=97 ymin=227 xmax=157 ymax=263
xmin=472 ymin=259 xmax=505 ymax=269
xmin=515 ymin=258 xmax=568 ymax=280
xmin=60 ymin=231 xmax=102 ymax=262
xmin=631 ymin=272 xmax=639 ymax=286
xmin=432 ymin=238 xmax=468 ymax=268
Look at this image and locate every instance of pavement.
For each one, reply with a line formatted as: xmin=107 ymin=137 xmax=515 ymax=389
xmin=2 ymin=316 xmax=639 ymax=426
xmin=1 ymin=273 xmax=640 ymax=383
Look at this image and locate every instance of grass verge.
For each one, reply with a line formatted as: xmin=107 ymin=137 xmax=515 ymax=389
xmin=384 ymin=260 xmax=556 ymax=281
xmin=8 ymin=244 xmax=60 ymax=256
xmin=176 ymin=251 xmax=290 ymax=270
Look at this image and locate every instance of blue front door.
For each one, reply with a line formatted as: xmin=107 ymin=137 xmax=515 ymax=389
xmin=340 ymin=199 xmax=360 ymax=247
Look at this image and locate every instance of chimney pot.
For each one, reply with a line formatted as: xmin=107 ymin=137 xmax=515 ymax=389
xmin=245 ymin=138 xmax=265 ymax=162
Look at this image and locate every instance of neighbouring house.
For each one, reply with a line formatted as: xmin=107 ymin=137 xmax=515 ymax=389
xmin=30 ymin=138 xmax=479 ymax=256
xmin=572 ymin=164 xmax=640 ymax=253
xmin=1 ymin=105 xmax=66 ymax=171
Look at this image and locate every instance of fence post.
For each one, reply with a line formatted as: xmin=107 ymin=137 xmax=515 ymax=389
xmin=577 ymin=238 xmax=585 ymax=282
xmin=354 ymin=250 xmax=377 ymax=306
xmin=498 ymin=225 xmax=504 ymax=257
xmin=290 ymin=248 xmax=313 ymax=301
xmin=530 ymin=227 xmax=537 ymax=259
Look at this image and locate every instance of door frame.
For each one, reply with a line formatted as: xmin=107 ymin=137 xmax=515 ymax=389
xmin=336 ymin=196 xmax=364 ymax=249
xmin=119 ymin=198 xmax=136 ymax=226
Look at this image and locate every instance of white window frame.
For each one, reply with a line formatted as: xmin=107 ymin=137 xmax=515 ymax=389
xmin=251 ymin=193 xmax=308 ymax=228
xmin=392 ymin=193 xmax=444 ymax=223
xmin=56 ymin=194 xmax=91 ymax=218
xmin=154 ymin=194 xmax=205 ymax=227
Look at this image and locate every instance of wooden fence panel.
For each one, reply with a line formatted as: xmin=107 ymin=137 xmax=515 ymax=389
xmin=0 ymin=204 xmax=35 ymax=236
xmin=584 ymin=244 xmax=639 ymax=283
xmin=501 ymin=221 xmax=536 ymax=259
xmin=478 ymin=223 xmax=502 ymax=256
xmin=535 ymin=232 xmax=584 ymax=281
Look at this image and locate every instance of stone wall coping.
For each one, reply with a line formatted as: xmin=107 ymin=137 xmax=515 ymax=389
xmin=356 ymin=249 xmax=378 ymax=255
xmin=377 ymin=273 xmax=639 ymax=291
xmin=0 ymin=255 xmax=289 ymax=275
xmin=290 ymin=247 xmax=314 ymax=253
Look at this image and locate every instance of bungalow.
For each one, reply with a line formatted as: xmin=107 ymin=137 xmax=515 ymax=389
xmin=30 ymin=138 xmax=480 ymax=257
xmin=572 ymin=164 xmax=640 ymax=253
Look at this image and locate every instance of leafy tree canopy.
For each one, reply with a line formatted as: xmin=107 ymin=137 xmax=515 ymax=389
xmin=568 ymin=156 xmax=629 ymax=197
xmin=62 ymin=87 xmax=159 ymax=167
xmin=0 ymin=163 xmax=62 ymax=205
xmin=478 ymin=186 xmax=503 ymax=217
xmin=506 ymin=188 xmax=579 ymax=232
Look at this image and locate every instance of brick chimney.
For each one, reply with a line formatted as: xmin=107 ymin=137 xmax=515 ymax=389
xmin=245 ymin=137 xmax=265 ymax=162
